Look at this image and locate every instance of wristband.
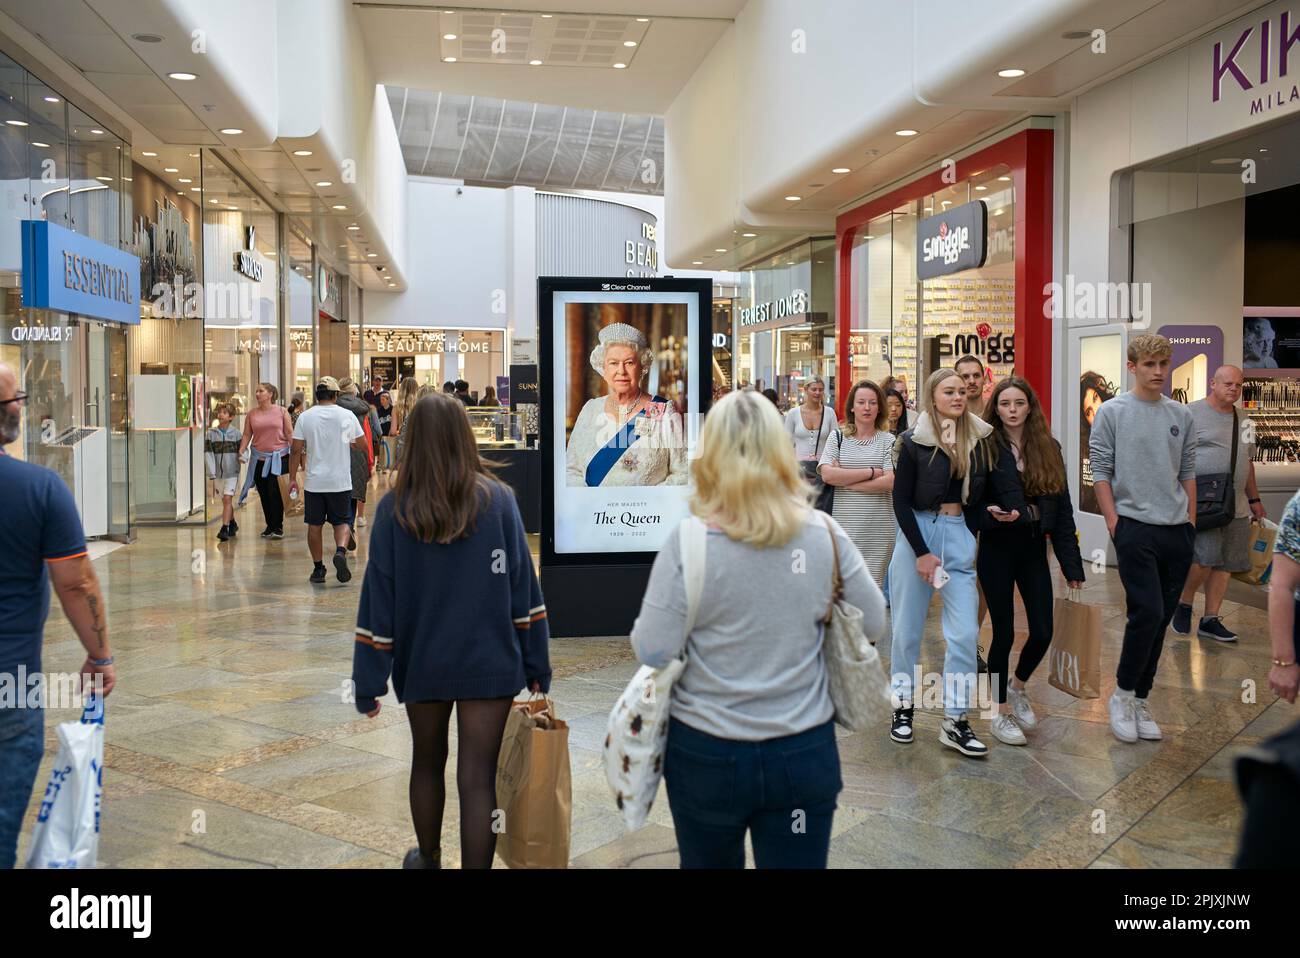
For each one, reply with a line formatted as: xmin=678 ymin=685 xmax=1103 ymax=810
xmin=1274 ymin=659 xmax=1297 ymax=668
xmin=1249 ymin=498 xmax=1262 ymax=504
xmin=89 ymin=655 xmax=114 ymax=667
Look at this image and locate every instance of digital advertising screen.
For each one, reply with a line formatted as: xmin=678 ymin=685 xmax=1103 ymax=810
xmin=1243 ymin=308 xmax=1300 ymax=374
xmin=540 ymin=277 xmax=712 ymax=564
xmin=1077 ymin=333 xmax=1124 ymax=516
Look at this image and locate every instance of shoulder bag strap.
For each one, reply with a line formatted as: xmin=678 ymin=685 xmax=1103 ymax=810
xmin=679 ymin=516 xmax=707 ymax=639
xmin=1229 ymin=408 xmax=1239 ymax=480
xmin=819 ymin=513 xmax=843 ymax=624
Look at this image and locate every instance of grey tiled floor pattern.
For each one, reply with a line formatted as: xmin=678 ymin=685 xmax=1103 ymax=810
xmin=16 ymin=487 xmax=1289 ymax=868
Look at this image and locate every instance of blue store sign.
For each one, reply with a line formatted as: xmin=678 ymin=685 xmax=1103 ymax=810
xmin=21 ymin=220 xmax=141 ymax=325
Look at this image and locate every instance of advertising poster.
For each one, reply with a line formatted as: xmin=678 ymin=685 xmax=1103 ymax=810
xmin=1243 ymin=309 xmax=1300 ymax=373
xmin=1158 ymin=325 xmax=1223 ymax=403
xmin=542 ymin=278 xmax=709 ymax=559
xmin=1078 ymin=334 xmax=1124 ymax=515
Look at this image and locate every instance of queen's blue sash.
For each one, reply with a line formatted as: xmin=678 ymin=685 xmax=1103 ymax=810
xmin=584 ymin=398 xmax=666 ymax=487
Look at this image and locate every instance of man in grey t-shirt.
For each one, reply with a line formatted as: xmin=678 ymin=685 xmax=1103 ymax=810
xmin=1172 ymin=366 xmax=1267 ymax=643
xmin=1089 ymin=334 xmax=1196 ymax=745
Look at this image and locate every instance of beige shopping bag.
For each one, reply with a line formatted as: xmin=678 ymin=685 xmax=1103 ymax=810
xmin=277 ymin=473 xmax=304 ymax=517
xmin=1233 ymin=519 xmax=1278 ymax=586
xmin=1047 ymin=589 xmax=1102 ymax=699
xmin=495 ymin=697 xmax=572 ymax=869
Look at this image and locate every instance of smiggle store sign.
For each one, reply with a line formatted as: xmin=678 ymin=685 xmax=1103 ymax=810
xmin=916 ymin=200 xmax=987 ymax=280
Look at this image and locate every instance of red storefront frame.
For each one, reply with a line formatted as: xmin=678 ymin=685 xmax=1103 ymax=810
xmin=835 ymin=128 xmax=1054 ymax=418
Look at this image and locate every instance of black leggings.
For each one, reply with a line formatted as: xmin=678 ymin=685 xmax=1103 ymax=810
xmin=253 ymin=464 xmax=284 ymax=533
xmin=977 ymin=526 xmax=1054 ymax=704
xmin=406 ymin=698 xmax=513 ymax=869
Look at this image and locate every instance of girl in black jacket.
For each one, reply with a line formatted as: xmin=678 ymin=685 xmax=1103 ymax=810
xmin=976 ymin=376 xmax=1085 ymax=747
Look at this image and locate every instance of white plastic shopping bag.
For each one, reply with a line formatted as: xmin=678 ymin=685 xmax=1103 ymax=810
xmin=26 ymin=694 xmax=104 ymax=869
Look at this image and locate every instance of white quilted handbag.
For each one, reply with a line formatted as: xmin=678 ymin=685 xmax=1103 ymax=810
xmin=820 ymin=515 xmax=892 ymax=730
xmin=604 ymin=516 xmax=706 ymax=831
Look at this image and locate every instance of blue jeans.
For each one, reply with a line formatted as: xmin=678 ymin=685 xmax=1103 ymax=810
xmin=663 ymin=717 xmax=840 ymax=869
xmin=888 ymin=511 xmax=980 ymax=718
xmin=0 ymin=704 xmax=44 ymax=869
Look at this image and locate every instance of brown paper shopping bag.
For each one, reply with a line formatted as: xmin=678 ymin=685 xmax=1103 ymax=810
xmin=277 ymin=473 xmax=304 ymax=516
xmin=1047 ymin=589 xmax=1102 ymax=699
xmin=495 ymin=698 xmax=572 ymax=869
xmin=1233 ymin=520 xmax=1278 ymax=586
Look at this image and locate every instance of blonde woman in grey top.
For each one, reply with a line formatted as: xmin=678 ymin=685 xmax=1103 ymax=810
xmin=630 ymin=390 xmax=885 ymax=868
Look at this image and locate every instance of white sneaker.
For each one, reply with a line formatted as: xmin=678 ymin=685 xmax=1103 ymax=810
xmin=990 ymin=713 xmax=1027 ymax=746
xmin=1007 ymin=686 xmax=1038 ymax=730
xmin=1109 ymin=691 xmax=1138 ymax=743
xmin=1133 ymin=699 xmax=1162 ymax=741
xmin=358 ymin=516 xmax=367 ymax=527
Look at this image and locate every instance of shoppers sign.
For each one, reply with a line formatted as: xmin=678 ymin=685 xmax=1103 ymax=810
xmin=917 ymin=201 xmax=987 ymax=280
xmin=1194 ymin=0 xmax=1300 ymax=141
xmin=21 ymin=220 xmax=140 ymax=325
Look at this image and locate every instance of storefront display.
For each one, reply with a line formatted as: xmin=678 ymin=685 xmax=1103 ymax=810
xmin=837 ymin=128 xmax=1053 ymax=417
xmin=361 ymin=326 xmax=506 ymax=393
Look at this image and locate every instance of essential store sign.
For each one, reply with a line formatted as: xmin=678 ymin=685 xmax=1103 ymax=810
xmin=738 ymin=289 xmax=808 ymax=327
xmin=917 ymin=201 xmax=987 ymax=280
xmin=1195 ymin=0 xmax=1300 ymax=140
xmin=21 ymin=220 xmax=140 ymax=325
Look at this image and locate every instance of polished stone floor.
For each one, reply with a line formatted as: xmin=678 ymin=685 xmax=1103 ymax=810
xmin=15 ymin=486 xmax=1294 ymax=868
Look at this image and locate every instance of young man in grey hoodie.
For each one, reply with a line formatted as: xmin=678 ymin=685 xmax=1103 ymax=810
xmin=1088 ymin=334 xmax=1197 ymax=745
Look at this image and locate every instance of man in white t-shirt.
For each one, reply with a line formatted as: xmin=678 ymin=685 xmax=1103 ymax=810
xmin=287 ymin=377 xmax=367 ymax=584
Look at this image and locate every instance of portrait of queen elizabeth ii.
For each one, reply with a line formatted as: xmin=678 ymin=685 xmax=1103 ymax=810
xmin=565 ymin=322 xmax=687 ymax=487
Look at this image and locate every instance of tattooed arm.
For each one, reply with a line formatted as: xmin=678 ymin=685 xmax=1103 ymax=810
xmin=48 ymin=556 xmax=116 ymax=696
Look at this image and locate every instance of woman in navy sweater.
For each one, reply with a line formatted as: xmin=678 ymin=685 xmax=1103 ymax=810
xmin=353 ymin=393 xmax=551 ymax=869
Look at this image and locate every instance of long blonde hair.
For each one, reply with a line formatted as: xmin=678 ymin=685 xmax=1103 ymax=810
xmin=691 ymin=390 xmax=811 ymax=548
xmin=922 ymin=368 xmax=993 ymax=480
xmin=394 ymin=376 xmax=420 ymax=429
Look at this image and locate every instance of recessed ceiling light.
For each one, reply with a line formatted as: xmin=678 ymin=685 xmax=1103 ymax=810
xmin=43 ymin=96 xmax=59 ymax=103
xmin=168 ymin=72 xmax=197 ymax=81
xmin=832 ymin=167 xmax=850 ymax=174
xmin=315 ymin=181 xmax=332 ymax=187
xmin=89 ymin=129 xmax=103 ymax=135
xmin=541 ymin=13 xmax=553 ymax=17
xmin=624 ymin=40 xmax=637 ymax=46
xmin=347 ymin=224 xmax=360 ymax=231
xmin=692 ymin=261 xmax=703 ymax=265
xmin=941 ymin=200 xmax=952 ymax=206
xmin=895 ymin=129 xmax=918 ymax=136
xmin=443 ymin=33 xmax=457 ymax=39
xmin=784 ymin=195 xmax=801 ymax=201
xmin=227 ymin=205 xmax=237 ymax=210
xmin=210 ymin=198 xmax=219 ymax=204
xmin=443 ymin=57 xmax=457 ymax=62
xmin=5 ymin=120 xmax=27 ymax=127
xmin=975 ymin=185 xmax=987 ymax=191
xmin=141 ymin=151 xmax=157 ymax=156
xmin=1260 ymin=147 xmax=1269 ymax=153
xmin=265 ymin=250 xmax=276 ymax=256
xmin=220 ymin=128 xmax=243 ymax=135
xmin=924 ymin=207 xmax=933 ymax=213
xmin=714 ymin=248 xmax=727 ymax=253
xmin=30 ymin=141 xmax=49 ymax=148
xmin=178 ymin=177 xmax=192 ymax=183
xmin=613 ymin=63 xmax=627 ymax=69
xmin=367 ymin=252 xmax=377 ymax=258
xmin=164 ymin=167 xmax=179 ymax=173
xmin=529 ymin=59 xmax=543 ymax=65
xmin=95 ymin=176 xmax=112 ymax=182
xmin=863 ymin=235 xmax=873 ymax=240
xmin=742 ymin=232 xmax=756 ymax=237
xmin=190 ymin=187 xmax=201 ymax=192
xmin=132 ymin=33 xmax=163 ymax=43
xmin=332 ymin=204 xmax=347 ymax=210
xmin=998 ymin=68 xmax=1026 ymax=78
xmin=293 ymin=149 xmax=313 ymax=156
xmin=636 ymin=17 xmax=649 ymax=21
xmin=189 ymin=153 xmax=200 ymax=158
xmin=998 ymin=175 xmax=1011 ymax=181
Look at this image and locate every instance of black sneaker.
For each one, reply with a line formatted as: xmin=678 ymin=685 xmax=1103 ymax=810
xmin=1197 ymin=616 xmax=1238 ymax=642
xmin=890 ymin=706 xmax=915 ymax=744
xmin=268 ymin=529 xmax=284 ymax=540
xmin=309 ymin=564 xmax=327 ymax=584
xmin=260 ymin=527 xmax=273 ymax=538
xmin=216 ymin=524 xmax=231 ymax=542
xmin=334 ymin=551 xmax=352 ymax=583
xmin=229 ymin=519 xmax=239 ymax=536
xmin=402 ymin=847 xmax=440 ymax=869
xmin=939 ymin=715 xmax=989 ymax=758
xmin=347 ymin=532 xmax=357 ymax=552
xmin=1171 ymin=602 xmax=1193 ymax=636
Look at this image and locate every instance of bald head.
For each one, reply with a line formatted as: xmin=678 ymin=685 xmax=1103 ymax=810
xmin=1208 ymin=364 xmax=1243 ymax=410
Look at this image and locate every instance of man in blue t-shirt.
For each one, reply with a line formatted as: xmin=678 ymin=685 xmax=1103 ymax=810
xmin=0 ymin=362 xmax=116 ymax=868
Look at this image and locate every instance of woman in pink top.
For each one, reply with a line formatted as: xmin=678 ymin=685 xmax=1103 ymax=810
xmin=238 ymin=382 xmax=293 ymax=538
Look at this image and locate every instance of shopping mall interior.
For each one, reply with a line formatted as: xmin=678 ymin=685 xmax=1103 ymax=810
xmin=0 ymin=0 xmax=1296 ymax=903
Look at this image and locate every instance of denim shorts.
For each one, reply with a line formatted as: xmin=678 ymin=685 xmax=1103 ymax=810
xmin=0 ymin=705 xmax=44 ymax=869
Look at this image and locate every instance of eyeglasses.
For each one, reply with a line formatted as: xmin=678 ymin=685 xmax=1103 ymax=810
xmin=0 ymin=392 xmax=27 ymax=406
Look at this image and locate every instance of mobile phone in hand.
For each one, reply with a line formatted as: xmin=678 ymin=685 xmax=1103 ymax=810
xmin=931 ymin=565 xmax=950 ymax=589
